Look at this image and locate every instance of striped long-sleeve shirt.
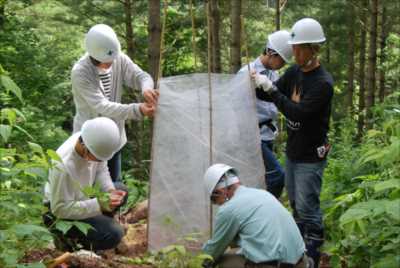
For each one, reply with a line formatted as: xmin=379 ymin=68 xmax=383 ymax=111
xmin=71 ymin=52 xmax=154 ymax=151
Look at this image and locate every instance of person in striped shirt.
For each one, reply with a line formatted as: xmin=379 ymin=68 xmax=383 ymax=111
xmin=71 ymin=24 xmax=158 ymax=185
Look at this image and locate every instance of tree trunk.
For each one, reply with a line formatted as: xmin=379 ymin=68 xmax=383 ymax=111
xmin=378 ymin=4 xmax=388 ymax=103
xmin=275 ymin=0 xmax=280 ymax=30
xmin=325 ymin=39 xmax=330 ymax=64
xmin=148 ymin=0 xmax=161 ymax=85
xmin=365 ymin=0 xmax=378 ymax=129
xmin=209 ymin=0 xmax=221 ymax=73
xmin=0 ymin=2 xmax=5 ymax=30
xmin=346 ymin=0 xmax=355 ymax=113
xmin=124 ymin=0 xmax=135 ymax=60
xmin=123 ymin=0 xmax=143 ymax=178
xmin=230 ymin=0 xmax=241 ymax=73
xmin=357 ymin=0 xmax=367 ymax=137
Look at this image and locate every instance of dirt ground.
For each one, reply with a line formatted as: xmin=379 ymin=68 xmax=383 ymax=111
xmin=21 ymin=199 xmax=333 ymax=268
xmin=22 ymin=200 xmax=152 ymax=268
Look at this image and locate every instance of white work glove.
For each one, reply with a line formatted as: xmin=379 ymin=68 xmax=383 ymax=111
xmin=254 ymin=74 xmax=275 ymax=93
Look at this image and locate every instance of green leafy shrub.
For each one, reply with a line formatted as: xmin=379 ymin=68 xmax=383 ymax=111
xmin=322 ymin=92 xmax=400 ymax=267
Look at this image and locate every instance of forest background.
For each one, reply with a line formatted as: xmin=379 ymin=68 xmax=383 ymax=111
xmin=0 ymin=0 xmax=399 ymax=267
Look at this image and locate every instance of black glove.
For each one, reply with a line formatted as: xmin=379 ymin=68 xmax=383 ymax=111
xmin=202 ymin=259 xmax=214 ymax=268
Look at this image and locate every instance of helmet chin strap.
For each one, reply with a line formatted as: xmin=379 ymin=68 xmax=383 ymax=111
xmin=300 ymin=54 xmax=318 ymax=70
xmin=300 ymin=45 xmax=319 ymax=70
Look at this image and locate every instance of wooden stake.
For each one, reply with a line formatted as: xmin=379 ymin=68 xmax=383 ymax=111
xmin=189 ymin=0 xmax=198 ymax=70
xmin=206 ymin=0 xmax=213 ymax=236
xmin=46 ymin=252 xmax=71 ymax=268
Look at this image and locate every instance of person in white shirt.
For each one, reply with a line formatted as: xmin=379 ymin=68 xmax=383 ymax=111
xmin=43 ymin=117 xmax=127 ymax=251
xmin=71 ymin=24 xmax=158 ymax=183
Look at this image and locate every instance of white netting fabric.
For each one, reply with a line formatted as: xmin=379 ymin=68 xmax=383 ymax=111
xmin=148 ymin=72 xmax=265 ymax=251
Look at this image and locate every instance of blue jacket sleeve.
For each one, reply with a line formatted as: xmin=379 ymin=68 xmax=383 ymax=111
xmin=202 ymin=207 xmax=240 ymax=260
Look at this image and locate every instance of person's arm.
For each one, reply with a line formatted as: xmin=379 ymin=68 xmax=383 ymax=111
xmin=121 ymin=54 xmax=154 ymax=92
xmin=202 ymin=208 xmax=240 ymax=260
xmin=95 ymin=162 xmax=115 ymax=192
xmin=270 ymin=81 xmax=333 ymax=122
xmin=49 ymin=165 xmax=102 ymax=220
xmin=255 ymin=66 xmax=293 ymax=102
xmin=71 ymin=69 xmax=143 ymax=121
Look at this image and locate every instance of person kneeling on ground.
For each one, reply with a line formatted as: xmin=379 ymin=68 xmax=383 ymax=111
xmin=43 ymin=117 xmax=127 ymax=251
xmin=202 ymin=164 xmax=310 ymax=268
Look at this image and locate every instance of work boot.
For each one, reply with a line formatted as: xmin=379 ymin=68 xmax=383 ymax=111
xmin=305 ymin=237 xmax=323 ymax=268
xmin=53 ymin=233 xmax=74 ymax=252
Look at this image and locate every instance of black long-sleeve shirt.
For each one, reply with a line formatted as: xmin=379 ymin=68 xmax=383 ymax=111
xmin=256 ymin=64 xmax=334 ymax=162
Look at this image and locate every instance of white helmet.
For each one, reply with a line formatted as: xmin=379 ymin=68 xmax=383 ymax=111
xmin=288 ymin=18 xmax=326 ymax=45
xmin=204 ymin=164 xmax=238 ymax=197
xmin=85 ymin=24 xmax=121 ymax=63
xmin=81 ymin=117 xmax=120 ymax=161
xmin=267 ymin=30 xmax=293 ymax=62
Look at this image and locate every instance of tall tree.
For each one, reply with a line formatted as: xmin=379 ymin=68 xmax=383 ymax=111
xmin=346 ymin=0 xmax=355 ymax=113
xmin=357 ymin=0 xmax=368 ymax=137
xmin=275 ymin=0 xmax=280 ymax=30
xmin=209 ymin=0 xmax=221 ymax=73
xmin=378 ymin=4 xmax=388 ymax=102
xmin=124 ymin=0 xmax=135 ymax=59
xmin=0 ymin=1 xmax=5 ymax=30
xmin=230 ymin=0 xmax=241 ymax=73
xmin=365 ymin=0 xmax=378 ymax=129
xmin=148 ymin=0 xmax=161 ymax=85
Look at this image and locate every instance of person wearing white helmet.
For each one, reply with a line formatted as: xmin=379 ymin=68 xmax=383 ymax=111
xmin=43 ymin=117 xmax=127 ymax=251
xmin=71 ymin=24 xmax=158 ymax=183
xmin=202 ymin=164 xmax=308 ymax=268
xmin=253 ymin=18 xmax=334 ymax=267
xmin=239 ymin=30 xmax=292 ymax=199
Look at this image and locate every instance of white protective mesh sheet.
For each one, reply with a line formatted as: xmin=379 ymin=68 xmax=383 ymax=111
xmin=148 ymin=72 xmax=265 ymax=251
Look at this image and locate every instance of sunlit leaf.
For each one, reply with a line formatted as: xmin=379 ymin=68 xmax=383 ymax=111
xmin=47 ymin=149 xmax=61 ymax=162
xmin=28 ymin=142 xmax=44 ymax=155
xmin=0 ymin=124 xmax=12 ymax=142
xmin=0 ymin=74 xmax=23 ymax=102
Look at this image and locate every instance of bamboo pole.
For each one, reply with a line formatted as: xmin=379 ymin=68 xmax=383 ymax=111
xmin=240 ymin=15 xmax=250 ymax=72
xmin=157 ymin=0 xmax=168 ymax=88
xmin=206 ymin=0 xmax=213 ymax=236
xmin=189 ymin=0 xmax=198 ymax=70
xmin=146 ymin=0 xmax=168 ymax=251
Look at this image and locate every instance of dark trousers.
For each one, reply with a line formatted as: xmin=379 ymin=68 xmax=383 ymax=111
xmin=44 ymin=213 xmax=125 ymax=251
xmin=43 ymin=182 xmax=128 ymax=251
xmin=108 ymin=149 xmax=122 ymax=182
xmin=261 ymin=140 xmax=285 ymax=199
xmin=214 ymin=254 xmax=308 ymax=268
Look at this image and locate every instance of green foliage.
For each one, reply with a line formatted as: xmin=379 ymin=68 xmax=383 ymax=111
xmin=322 ymin=92 xmax=400 ymax=267
xmin=152 ymin=244 xmax=212 ymax=268
xmin=121 ymin=172 xmax=149 ymax=212
xmin=0 ymin=71 xmax=59 ymax=267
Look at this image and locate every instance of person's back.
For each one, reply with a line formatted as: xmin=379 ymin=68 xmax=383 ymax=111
xmin=220 ymin=186 xmax=304 ymax=264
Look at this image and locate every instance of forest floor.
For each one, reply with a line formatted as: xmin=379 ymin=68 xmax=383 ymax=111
xmin=21 ymin=200 xmax=333 ymax=268
xmin=21 ymin=201 xmax=153 ymax=268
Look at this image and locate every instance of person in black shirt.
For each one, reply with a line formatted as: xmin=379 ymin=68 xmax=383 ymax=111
xmin=253 ymin=18 xmax=333 ymax=268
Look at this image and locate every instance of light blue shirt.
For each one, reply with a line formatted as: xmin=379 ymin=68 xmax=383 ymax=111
xmin=239 ymin=58 xmax=279 ymax=141
xmin=202 ymin=186 xmax=305 ymax=264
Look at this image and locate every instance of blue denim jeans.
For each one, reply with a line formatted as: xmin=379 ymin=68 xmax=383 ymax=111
xmin=108 ymin=150 xmax=122 ymax=182
xmin=261 ymin=140 xmax=285 ymax=199
xmin=285 ymin=157 xmax=326 ymax=265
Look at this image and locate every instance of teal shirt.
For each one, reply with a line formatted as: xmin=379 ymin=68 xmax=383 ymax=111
xmin=202 ymin=186 xmax=305 ymax=264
